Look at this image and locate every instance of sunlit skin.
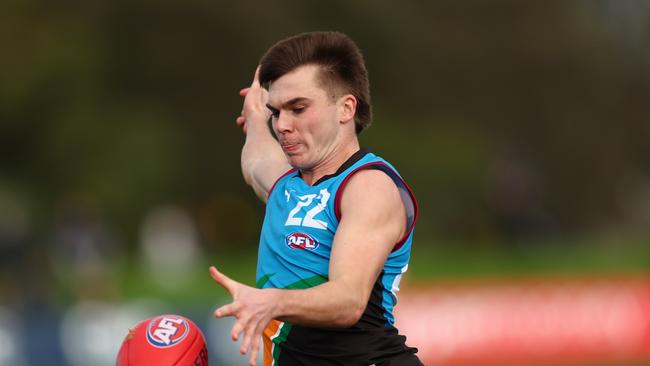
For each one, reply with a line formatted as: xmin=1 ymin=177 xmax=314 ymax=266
xmin=220 ymin=65 xmax=406 ymax=366
xmin=265 ymin=64 xmax=359 ymax=185
xmin=235 ymin=65 xmax=359 ymax=187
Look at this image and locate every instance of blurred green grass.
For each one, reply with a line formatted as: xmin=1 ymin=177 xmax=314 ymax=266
xmin=408 ymin=236 xmax=650 ymax=281
xmin=117 ymin=237 xmax=650 ymax=306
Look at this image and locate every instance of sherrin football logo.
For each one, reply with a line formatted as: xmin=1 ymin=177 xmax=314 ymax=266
xmin=286 ymin=232 xmax=319 ymax=250
xmin=146 ymin=315 xmax=190 ymax=348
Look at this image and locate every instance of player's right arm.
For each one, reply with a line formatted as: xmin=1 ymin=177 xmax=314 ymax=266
xmin=236 ymin=67 xmax=291 ymax=203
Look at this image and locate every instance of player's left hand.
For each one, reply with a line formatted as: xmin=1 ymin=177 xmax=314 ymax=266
xmin=209 ymin=266 xmax=279 ymax=366
xmin=235 ymin=66 xmax=270 ymax=135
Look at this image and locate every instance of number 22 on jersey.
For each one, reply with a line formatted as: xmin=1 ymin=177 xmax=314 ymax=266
xmin=285 ymin=188 xmax=331 ymax=229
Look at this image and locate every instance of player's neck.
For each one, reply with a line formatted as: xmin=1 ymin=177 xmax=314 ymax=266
xmin=301 ymin=140 xmax=360 ymax=186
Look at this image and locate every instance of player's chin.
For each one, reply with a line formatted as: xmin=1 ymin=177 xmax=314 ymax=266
xmin=283 ymin=149 xmax=303 ymax=163
xmin=287 ymin=155 xmax=310 ymax=170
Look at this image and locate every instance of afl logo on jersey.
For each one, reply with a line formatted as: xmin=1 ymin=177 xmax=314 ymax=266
xmin=146 ymin=315 xmax=190 ymax=348
xmin=286 ymin=232 xmax=319 ymax=251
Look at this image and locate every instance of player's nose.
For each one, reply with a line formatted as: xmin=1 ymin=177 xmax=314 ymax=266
xmin=275 ymin=111 xmax=294 ymax=133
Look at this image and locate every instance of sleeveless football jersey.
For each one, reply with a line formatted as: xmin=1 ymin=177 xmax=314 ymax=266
xmin=256 ymin=149 xmax=420 ymax=366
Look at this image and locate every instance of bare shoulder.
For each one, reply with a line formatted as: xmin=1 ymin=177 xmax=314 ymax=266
xmin=338 ymin=168 xmax=406 ymax=245
xmin=340 ymin=169 xmax=404 ymax=219
xmin=343 ymin=168 xmax=399 ymax=200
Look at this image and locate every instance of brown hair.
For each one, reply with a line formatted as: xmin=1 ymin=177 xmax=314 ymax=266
xmin=259 ymin=31 xmax=372 ymax=134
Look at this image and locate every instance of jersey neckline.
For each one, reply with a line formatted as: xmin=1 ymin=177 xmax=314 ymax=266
xmin=306 ymin=148 xmax=369 ymax=186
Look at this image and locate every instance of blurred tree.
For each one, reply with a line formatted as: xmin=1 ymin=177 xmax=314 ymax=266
xmin=0 ymin=0 xmax=648 ymax=252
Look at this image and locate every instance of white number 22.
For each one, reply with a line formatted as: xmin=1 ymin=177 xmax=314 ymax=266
xmin=285 ymin=189 xmax=331 ymax=229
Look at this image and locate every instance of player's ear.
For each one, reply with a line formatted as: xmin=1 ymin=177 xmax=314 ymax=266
xmin=338 ymin=94 xmax=357 ymax=125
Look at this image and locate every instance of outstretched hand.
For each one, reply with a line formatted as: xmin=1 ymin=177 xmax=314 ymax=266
xmin=209 ymin=266 xmax=279 ymax=366
xmin=236 ymin=66 xmax=270 ymax=134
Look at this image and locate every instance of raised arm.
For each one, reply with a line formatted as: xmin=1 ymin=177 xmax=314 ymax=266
xmin=209 ymin=169 xmax=406 ymax=365
xmin=236 ymin=67 xmax=291 ymax=202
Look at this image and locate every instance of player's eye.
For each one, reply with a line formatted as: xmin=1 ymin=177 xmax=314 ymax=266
xmin=293 ymin=107 xmax=305 ymax=114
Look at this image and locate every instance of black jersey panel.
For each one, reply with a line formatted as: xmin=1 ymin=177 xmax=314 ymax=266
xmin=276 ymin=274 xmax=420 ymax=365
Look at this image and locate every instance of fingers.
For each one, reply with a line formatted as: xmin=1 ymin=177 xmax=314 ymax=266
xmin=209 ymin=263 xmax=266 ymax=366
xmin=252 ymin=65 xmax=261 ymax=87
xmin=248 ymin=335 xmax=261 ymax=366
xmin=239 ymin=316 xmax=258 ymax=354
xmin=214 ymin=302 xmax=239 ymax=318
xmin=246 ymin=321 xmax=265 ymax=365
xmin=236 ymin=66 xmax=269 ymax=127
xmin=236 ymin=118 xmax=247 ymax=133
xmin=230 ymin=313 xmax=250 ymax=343
xmin=239 ymin=319 xmax=264 ymax=366
xmin=228 ymin=320 xmax=263 ymax=366
xmin=209 ymin=266 xmax=237 ymax=295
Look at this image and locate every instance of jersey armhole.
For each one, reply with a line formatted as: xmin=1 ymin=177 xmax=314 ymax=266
xmin=268 ymin=168 xmax=298 ymax=199
xmin=334 ymin=162 xmax=419 ymax=252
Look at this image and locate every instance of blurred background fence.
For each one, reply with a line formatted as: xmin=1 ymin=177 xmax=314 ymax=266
xmin=1 ymin=1 xmax=649 ymax=365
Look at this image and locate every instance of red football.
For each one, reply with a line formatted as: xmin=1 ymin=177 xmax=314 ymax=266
xmin=117 ymin=314 xmax=208 ymax=366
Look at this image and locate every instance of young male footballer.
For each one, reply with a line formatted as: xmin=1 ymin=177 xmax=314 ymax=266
xmin=210 ymin=31 xmax=422 ymax=366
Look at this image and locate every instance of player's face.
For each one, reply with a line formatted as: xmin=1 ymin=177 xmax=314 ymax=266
xmin=267 ymin=65 xmax=346 ymax=173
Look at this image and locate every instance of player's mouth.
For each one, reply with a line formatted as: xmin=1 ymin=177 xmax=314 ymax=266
xmin=281 ymin=142 xmax=300 ymax=153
